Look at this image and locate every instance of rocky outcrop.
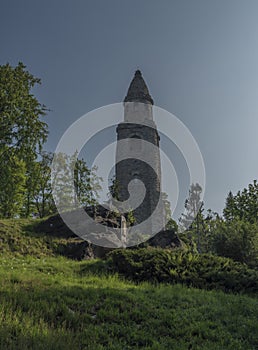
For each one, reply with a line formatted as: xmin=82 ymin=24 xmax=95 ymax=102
xmin=146 ymin=229 xmax=183 ymax=249
xmin=36 ymin=206 xmax=183 ymax=260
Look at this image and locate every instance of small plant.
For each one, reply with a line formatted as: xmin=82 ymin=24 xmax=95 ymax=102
xmin=126 ymin=209 xmax=136 ymax=226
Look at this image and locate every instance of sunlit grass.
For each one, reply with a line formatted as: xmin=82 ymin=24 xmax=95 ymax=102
xmin=0 ymin=219 xmax=258 ymax=349
xmin=0 ymin=255 xmax=257 ymax=350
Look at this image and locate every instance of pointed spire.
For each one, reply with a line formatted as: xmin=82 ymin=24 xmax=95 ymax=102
xmin=124 ymin=70 xmax=154 ymax=105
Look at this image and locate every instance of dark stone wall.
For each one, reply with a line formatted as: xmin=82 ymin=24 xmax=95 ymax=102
xmin=116 ymin=121 xmax=164 ymax=232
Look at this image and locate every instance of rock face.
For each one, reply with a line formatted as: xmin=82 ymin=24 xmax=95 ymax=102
xmin=36 ymin=207 xmax=183 ymax=260
xmin=62 ymin=241 xmax=114 ymax=260
xmin=36 ymin=205 xmax=122 ymax=259
xmin=36 ymin=205 xmax=120 ymax=237
xmin=146 ymin=230 xmax=183 ymax=249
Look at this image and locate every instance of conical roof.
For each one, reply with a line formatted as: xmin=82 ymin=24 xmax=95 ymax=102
xmin=124 ymin=70 xmax=154 ymax=105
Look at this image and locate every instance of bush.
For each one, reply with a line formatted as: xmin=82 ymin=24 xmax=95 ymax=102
xmin=211 ymin=219 xmax=258 ymax=269
xmin=108 ymin=248 xmax=258 ymax=293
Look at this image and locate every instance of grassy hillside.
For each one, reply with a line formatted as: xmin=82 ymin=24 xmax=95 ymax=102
xmin=0 ymin=218 xmax=84 ymax=258
xmin=0 ymin=219 xmax=258 ymax=349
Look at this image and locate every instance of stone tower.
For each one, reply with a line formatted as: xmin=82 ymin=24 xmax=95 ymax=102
xmin=115 ymin=70 xmax=164 ymax=234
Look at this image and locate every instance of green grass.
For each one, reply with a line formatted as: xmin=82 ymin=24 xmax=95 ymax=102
xmin=0 ymin=219 xmax=258 ymax=349
xmin=0 ymin=218 xmax=82 ymax=258
xmin=0 ymin=255 xmax=258 ymax=350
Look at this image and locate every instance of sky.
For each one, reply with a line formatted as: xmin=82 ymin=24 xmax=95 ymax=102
xmin=1 ymin=0 xmax=258 ymax=218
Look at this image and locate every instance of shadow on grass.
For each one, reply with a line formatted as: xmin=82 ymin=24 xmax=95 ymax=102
xmin=79 ymin=259 xmax=113 ymax=276
xmin=21 ymin=215 xmax=76 ymax=239
xmin=1 ymin=278 xmax=258 ymax=350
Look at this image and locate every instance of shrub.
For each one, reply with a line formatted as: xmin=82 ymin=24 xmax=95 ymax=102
xmin=108 ymin=248 xmax=258 ymax=293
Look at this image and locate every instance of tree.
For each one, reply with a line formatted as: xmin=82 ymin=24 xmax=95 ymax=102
xmin=0 ymin=62 xmax=48 ymax=217
xmin=223 ymin=191 xmax=237 ymax=221
xmin=51 ymin=152 xmax=74 ymax=212
xmin=31 ymin=152 xmax=56 ymax=218
xmin=51 ymin=152 xmax=102 ymax=213
xmin=0 ymin=148 xmax=26 ymax=218
xmin=0 ymin=62 xmax=48 ymax=161
xmin=223 ymin=180 xmax=258 ymax=223
xmin=211 ymin=218 xmax=258 ymax=268
xmin=179 ymin=183 xmax=208 ymax=253
xmin=162 ymin=192 xmax=172 ymax=222
xmin=161 ymin=192 xmax=178 ymax=231
xmin=74 ymin=157 xmax=102 ymax=208
xmin=179 ymin=183 xmax=203 ymax=231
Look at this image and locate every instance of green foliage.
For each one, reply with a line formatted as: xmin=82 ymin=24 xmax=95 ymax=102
xmin=52 ymin=152 xmax=102 ymax=213
xmin=179 ymin=179 xmax=258 ymax=267
xmin=0 ymin=62 xmax=48 ymax=160
xmin=33 ymin=152 xmax=56 ymax=217
xmin=223 ymin=191 xmax=237 ymax=221
xmin=108 ymin=176 xmax=120 ymax=200
xmin=73 ymin=152 xmax=102 ymax=208
xmin=108 ymin=248 xmax=258 ymax=293
xmin=210 ymin=218 xmax=258 ymax=268
xmin=179 ymin=183 xmax=203 ymax=231
xmin=166 ymin=218 xmax=178 ymax=231
xmin=179 ymin=210 xmax=220 ymax=254
xmin=224 ymin=180 xmax=258 ymax=223
xmin=127 ymin=208 xmax=136 ymax=226
xmin=22 ymin=151 xmax=56 ymax=218
xmin=161 ymin=192 xmax=178 ymax=231
xmin=0 ymin=148 xmax=26 ymax=217
xmin=178 ymin=183 xmax=215 ymax=254
xmin=161 ymin=191 xmax=172 ymax=225
xmin=0 ymin=62 xmax=48 ymax=218
xmin=209 ymin=181 xmax=258 ymax=268
xmin=51 ymin=152 xmax=74 ymax=212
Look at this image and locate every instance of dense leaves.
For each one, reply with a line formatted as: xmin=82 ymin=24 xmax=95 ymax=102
xmin=210 ymin=218 xmax=258 ymax=268
xmin=0 ymin=62 xmax=48 ymax=217
xmin=223 ymin=180 xmax=258 ymax=223
xmin=108 ymin=248 xmax=258 ymax=293
xmin=0 ymin=148 xmax=26 ymax=217
xmin=0 ymin=62 xmax=48 ymax=159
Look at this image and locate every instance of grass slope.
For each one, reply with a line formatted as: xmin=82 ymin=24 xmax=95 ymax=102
xmin=0 ymin=219 xmax=82 ymax=258
xmin=0 ymin=219 xmax=257 ymax=349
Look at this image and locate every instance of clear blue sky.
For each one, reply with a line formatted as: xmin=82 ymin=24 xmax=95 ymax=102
xmin=1 ymin=0 xmax=258 ymax=217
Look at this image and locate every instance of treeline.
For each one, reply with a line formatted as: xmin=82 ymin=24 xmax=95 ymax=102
xmin=0 ymin=62 xmax=101 ymax=218
xmin=178 ymin=182 xmax=258 ymax=269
